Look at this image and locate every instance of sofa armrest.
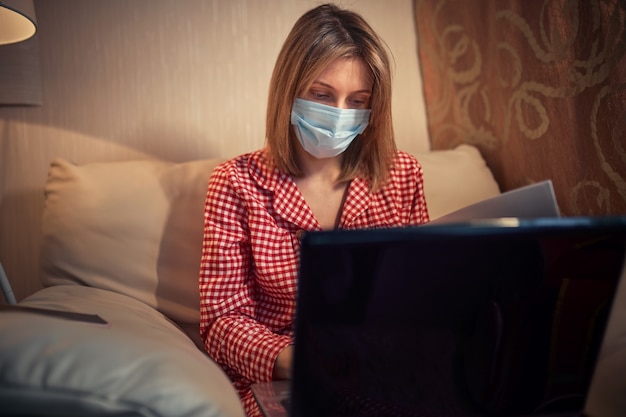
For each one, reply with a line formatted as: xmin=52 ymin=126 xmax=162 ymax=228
xmin=0 ymin=285 xmax=244 ymax=417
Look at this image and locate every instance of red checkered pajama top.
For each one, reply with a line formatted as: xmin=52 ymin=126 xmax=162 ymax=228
xmin=199 ymin=148 xmax=429 ymax=416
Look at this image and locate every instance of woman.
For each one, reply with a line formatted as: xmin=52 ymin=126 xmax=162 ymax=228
xmin=199 ymin=3 xmax=429 ymax=415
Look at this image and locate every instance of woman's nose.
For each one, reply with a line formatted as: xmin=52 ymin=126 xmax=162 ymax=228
xmin=334 ymin=98 xmax=350 ymax=109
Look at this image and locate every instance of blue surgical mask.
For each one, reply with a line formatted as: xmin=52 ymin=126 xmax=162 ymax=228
xmin=290 ymin=98 xmax=371 ymax=159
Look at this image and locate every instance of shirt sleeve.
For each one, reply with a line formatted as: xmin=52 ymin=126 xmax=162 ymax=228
xmin=394 ymin=151 xmax=430 ymax=225
xmin=199 ymin=161 xmax=291 ymax=384
xmin=410 ymin=155 xmax=430 ymax=225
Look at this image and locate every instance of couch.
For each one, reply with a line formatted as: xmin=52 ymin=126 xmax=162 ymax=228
xmin=0 ymin=145 xmax=500 ymax=417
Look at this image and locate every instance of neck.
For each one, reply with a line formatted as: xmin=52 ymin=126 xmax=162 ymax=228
xmin=295 ymin=143 xmax=343 ymax=182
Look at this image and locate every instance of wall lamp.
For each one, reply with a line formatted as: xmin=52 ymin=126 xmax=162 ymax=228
xmin=0 ymin=0 xmax=41 ymax=106
xmin=0 ymin=0 xmax=37 ymax=45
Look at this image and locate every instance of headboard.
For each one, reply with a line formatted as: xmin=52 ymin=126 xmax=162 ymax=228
xmin=414 ymin=0 xmax=626 ymax=216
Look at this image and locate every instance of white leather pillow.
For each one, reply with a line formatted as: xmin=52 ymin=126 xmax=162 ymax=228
xmin=40 ymin=158 xmax=223 ymax=326
xmin=415 ymin=144 xmax=501 ymax=220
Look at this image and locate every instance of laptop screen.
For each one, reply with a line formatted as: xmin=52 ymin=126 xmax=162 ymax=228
xmin=290 ymin=217 xmax=626 ymax=417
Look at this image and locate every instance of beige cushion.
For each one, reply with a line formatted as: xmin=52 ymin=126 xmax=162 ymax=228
xmin=39 ymin=145 xmax=498 ymax=329
xmin=415 ymin=144 xmax=501 ymax=220
xmin=40 ymin=158 xmax=223 ymax=326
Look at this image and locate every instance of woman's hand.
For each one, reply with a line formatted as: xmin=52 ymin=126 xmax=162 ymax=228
xmin=273 ymin=345 xmax=294 ymax=380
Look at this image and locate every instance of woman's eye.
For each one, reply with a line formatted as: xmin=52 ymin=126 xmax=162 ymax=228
xmin=349 ymin=99 xmax=368 ymax=108
xmin=312 ymin=92 xmax=330 ymax=100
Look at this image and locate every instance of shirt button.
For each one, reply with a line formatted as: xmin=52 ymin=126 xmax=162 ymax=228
xmin=295 ymin=230 xmax=306 ymax=240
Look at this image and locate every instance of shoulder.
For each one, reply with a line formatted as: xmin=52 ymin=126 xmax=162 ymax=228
xmin=211 ymin=149 xmax=264 ymax=180
xmin=376 ymin=150 xmax=425 ymax=198
xmin=390 ymin=150 xmax=423 ymax=178
xmin=209 ymin=148 xmax=284 ymax=191
xmin=205 ymin=151 xmax=267 ymax=213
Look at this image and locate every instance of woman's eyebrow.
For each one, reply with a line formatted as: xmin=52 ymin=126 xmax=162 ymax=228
xmin=311 ymin=81 xmax=335 ymax=90
xmin=311 ymin=81 xmax=372 ymax=94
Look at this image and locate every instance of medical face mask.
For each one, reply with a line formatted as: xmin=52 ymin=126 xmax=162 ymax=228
xmin=290 ymin=98 xmax=371 ymax=159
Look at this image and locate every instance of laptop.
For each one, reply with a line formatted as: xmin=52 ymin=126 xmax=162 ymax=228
xmin=252 ymin=216 xmax=626 ymax=417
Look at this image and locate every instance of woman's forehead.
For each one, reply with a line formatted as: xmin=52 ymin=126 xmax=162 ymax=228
xmin=310 ymin=57 xmax=373 ymax=92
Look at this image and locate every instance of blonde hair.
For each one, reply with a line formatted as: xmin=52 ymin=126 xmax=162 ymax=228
xmin=265 ymin=3 xmax=396 ymax=191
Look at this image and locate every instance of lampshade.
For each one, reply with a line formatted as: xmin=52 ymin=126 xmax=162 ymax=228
xmin=0 ymin=0 xmax=37 ymax=45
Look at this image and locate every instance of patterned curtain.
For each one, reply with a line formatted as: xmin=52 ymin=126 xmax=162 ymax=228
xmin=415 ymin=0 xmax=626 ymax=216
